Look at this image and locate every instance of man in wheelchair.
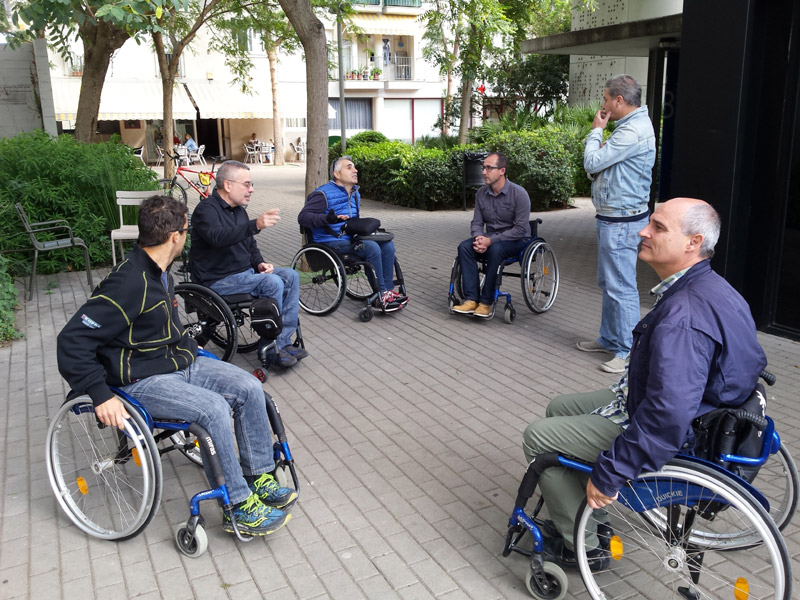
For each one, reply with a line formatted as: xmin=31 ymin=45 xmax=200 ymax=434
xmin=57 ymin=195 xmax=297 ymax=537
xmin=452 ymin=152 xmax=532 ymax=318
xmin=298 ymin=155 xmax=409 ymax=312
xmin=521 ymin=197 xmax=766 ymax=570
xmin=190 ymin=160 xmax=306 ymax=368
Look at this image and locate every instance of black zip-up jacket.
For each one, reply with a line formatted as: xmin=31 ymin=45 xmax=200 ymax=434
xmin=189 ymin=189 xmax=264 ymax=286
xmin=57 ymin=245 xmax=197 ymax=406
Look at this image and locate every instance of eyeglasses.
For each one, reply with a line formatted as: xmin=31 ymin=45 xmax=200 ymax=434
xmin=175 ymin=225 xmax=191 ymax=234
xmin=231 ymin=180 xmax=254 ymax=189
xmin=481 ymin=165 xmax=501 ymax=171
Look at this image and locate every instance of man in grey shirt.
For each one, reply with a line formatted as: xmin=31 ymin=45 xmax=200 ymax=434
xmin=452 ymin=152 xmax=531 ymax=319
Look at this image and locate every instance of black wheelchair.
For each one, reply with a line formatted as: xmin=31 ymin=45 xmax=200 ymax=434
xmin=503 ymin=372 xmax=797 ymax=599
xmin=173 ymin=269 xmax=305 ymax=383
xmin=45 ymin=350 xmax=299 ymax=558
xmin=448 ymin=219 xmax=559 ymax=323
xmin=290 ymin=226 xmax=407 ymax=322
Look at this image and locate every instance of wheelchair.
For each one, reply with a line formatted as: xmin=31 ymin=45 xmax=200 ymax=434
xmin=45 ymin=352 xmax=299 ymax=557
xmin=173 ymin=278 xmax=305 ymax=383
xmin=447 ymin=219 xmax=559 ymax=323
xmin=290 ymin=226 xmax=407 ymax=322
xmin=502 ymin=372 xmax=796 ymax=600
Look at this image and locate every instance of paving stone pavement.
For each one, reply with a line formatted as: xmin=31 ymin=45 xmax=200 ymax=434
xmin=1 ymin=164 xmax=798 ymax=599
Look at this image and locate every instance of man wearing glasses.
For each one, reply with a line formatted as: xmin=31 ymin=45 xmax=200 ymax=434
xmin=57 ymin=195 xmax=296 ymax=537
xmin=190 ymin=160 xmax=306 ymax=368
xmin=452 ymin=152 xmax=531 ymax=318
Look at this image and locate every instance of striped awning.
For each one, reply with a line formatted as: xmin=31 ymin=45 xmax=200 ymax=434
xmin=183 ymin=80 xmax=272 ymax=119
xmin=347 ymin=14 xmax=420 ymax=36
xmin=51 ymin=78 xmax=196 ymax=121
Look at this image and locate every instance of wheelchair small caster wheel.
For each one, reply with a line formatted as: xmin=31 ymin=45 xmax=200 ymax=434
xmin=448 ymin=297 xmax=456 ymax=314
xmin=253 ymin=368 xmax=268 ymax=383
xmin=504 ymin=305 xmax=516 ymax=324
xmin=175 ymin=523 xmax=208 ymax=557
xmin=525 ymin=562 xmax=567 ymax=600
xmin=359 ymin=307 xmax=373 ymax=322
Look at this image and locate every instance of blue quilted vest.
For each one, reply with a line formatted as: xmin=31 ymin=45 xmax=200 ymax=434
xmin=310 ymin=181 xmax=361 ymax=244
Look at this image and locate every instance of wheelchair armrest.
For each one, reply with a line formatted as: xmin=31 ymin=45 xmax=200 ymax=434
xmin=197 ymin=348 xmax=221 ymax=361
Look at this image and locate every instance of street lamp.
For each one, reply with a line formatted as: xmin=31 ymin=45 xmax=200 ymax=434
xmin=336 ymin=6 xmax=347 ymax=152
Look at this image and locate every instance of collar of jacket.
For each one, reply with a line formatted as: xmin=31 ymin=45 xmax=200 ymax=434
xmin=657 ymin=259 xmax=712 ymax=304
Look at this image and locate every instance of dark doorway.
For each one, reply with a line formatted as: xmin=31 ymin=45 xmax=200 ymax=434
xmin=196 ymin=118 xmax=220 ymax=158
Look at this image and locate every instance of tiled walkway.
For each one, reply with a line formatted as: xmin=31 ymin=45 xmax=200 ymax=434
xmin=1 ymin=165 xmax=798 ymax=599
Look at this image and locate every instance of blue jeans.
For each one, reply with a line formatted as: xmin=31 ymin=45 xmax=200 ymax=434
xmin=210 ymin=267 xmax=299 ymax=348
xmin=326 ymin=239 xmax=397 ymax=292
xmin=457 ymin=238 xmax=529 ymax=304
xmin=121 ymin=356 xmax=273 ymax=504
xmin=596 ymin=219 xmax=643 ymax=357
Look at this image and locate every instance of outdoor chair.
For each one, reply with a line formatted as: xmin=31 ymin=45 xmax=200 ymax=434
xmin=155 ymin=146 xmax=165 ymax=167
xmin=175 ymin=146 xmax=190 ymax=166
xmin=14 ymin=203 xmax=94 ymax=301
xmin=243 ymin=143 xmax=259 ymax=164
xmin=133 ymin=146 xmax=146 ymax=165
xmin=110 ymin=191 xmax=153 ymax=265
xmin=289 ymin=142 xmax=305 ymax=162
xmin=190 ymin=144 xmax=207 ymax=165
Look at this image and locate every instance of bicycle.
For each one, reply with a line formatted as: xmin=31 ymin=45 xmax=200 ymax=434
xmin=159 ymin=153 xmax=222 ymax=203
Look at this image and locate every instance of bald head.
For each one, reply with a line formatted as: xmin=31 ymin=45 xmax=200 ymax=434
xmin=638 ymin=198 xmax=720 ymax=279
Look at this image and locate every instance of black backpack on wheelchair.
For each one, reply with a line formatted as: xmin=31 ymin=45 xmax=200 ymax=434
xmin=691 ymin=382 xmax=768 ymax=483
xmin=249 ymin=297 xmax=282 ymax=341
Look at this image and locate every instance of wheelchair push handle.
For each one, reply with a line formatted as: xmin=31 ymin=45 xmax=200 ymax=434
xmin=759 ymin=369 xmax=776 ymax=386
xmin=716 ymin=410 xmax=769 ymax=458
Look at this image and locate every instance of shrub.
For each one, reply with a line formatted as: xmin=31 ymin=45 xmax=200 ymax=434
xmin=390 ymin=147 xmax=458 ymax=210
xmin=485 ymin=129 xmax=575 ymax=209
xmin=414 ymin=134 xmax=460 ymax=150
xmin=0 ymin=253 xmax=21 ymax=343
xmin=349 ymin=130 xmax=388 ymax=145
xmin=0 ymin=130 xmax=159 ymax=277
xmin=330 ymin=141 xmax=413 ymax=204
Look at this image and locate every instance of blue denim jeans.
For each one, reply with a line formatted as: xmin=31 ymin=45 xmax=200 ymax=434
xmin=457 ymin=238 xmax=529 ymax=304
xmin=121 ymin=356 xmax=273 ymax=504
xmin=209 ymin=267 xmax=299 ymax=348
xmin=326 ymin=239 xmax=396 ymax=292
xmin=596 ymin=219 xmax=643 ymax=357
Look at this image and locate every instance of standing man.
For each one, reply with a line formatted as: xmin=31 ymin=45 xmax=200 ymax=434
xmin=190 ymin=160 xmax=306 ymax=368
xmin=581 ymin=74 xmax=656 ymax=373
xmin=452 ymin=152 xmax=531 ymax=318
xmin=522 ymin=198 xmax=766 ymax=569
xmin=298 ymin=156 xmax=408 ymax=311
xmin=57 ymin=195 xmax=296 ymax=537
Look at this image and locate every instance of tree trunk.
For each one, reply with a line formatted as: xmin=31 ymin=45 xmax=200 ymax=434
xmin=278 ymin=0 xmax=328 ymax=196
xmin=267 ymin=48 xmax=285 ymax=166
xmin=153 ymin=32 xmax=178 ymax=178
xmin=74 ymin=20 xmax=130 ymax=142
xmin=459 ymin=76 xmax=471 ymax=145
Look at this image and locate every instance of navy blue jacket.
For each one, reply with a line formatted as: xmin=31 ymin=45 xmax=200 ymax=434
xmin=189 ymin=190 xmax=264 ymax=286
xmin=591 ymin=260 xmax=767 ymax=495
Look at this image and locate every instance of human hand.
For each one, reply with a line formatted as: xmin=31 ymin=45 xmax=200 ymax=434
xmin=256 ymin=208 xmax=281 ymax=230
xmin=95 ymin=396 xmax=131 ymax=430
xmin=592 ymin=109 xmax=611 ymax=130
xmin=258 ymin=262 xmax=274 ymax=274
xmin=586 ymin=479 xmax=618 ymax=509
xmin=337 ymin=215 xmax=350 ymax=221
xmin=473 ymin=235 xmax=490 ymax=253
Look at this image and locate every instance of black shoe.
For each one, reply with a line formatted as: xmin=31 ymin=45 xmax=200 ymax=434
xmin=597 ymin=522 xmax=614 ymax=551
xmin=282 ymin=344 xmax=308 ymax=360
xmin=541 ymin=534 xmax=609 ymax=572
xmin=270 ymin=348 xmax=298 ymax=368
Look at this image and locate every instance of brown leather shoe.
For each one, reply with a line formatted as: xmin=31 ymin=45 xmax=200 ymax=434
xmin=453 ymin=300 xmax=478 ymax=314
xmin=474 ymin=303 xmax=493 ymax=318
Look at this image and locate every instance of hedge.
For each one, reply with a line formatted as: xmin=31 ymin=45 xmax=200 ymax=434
xmin=0 ymin=253 xmax=20 ymax=343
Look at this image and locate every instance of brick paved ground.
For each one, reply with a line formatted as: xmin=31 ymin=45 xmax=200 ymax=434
xmin=1 ymin=164 xmax=798 ymax=599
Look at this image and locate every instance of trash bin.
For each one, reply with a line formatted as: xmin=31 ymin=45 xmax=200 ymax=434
xmin=462 ymin=151 xmax=489 ymax=210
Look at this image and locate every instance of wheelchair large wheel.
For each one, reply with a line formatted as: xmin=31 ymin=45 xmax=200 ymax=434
xmin=521 ymin=241 xmax=559 ymax=313
xmin=46 ymin=395 xmax=162 ymax=541
xmin=291 ymin=245 xmax=346 ymax=316
xmin=225 ymin=301 xmax=260 ymax=354
xmin=451 ymin=259 xmax=485 ymax=304
xmin=174 ymin=283 xmax=238 ymax=361
xmin=344 ymin=263 xmax=373 ymax=301
xmin=574 ymin=459 xmax=791 ymax=600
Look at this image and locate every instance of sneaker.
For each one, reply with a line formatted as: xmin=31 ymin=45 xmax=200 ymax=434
xmin=222 ymin=494 xmax=290 ymax=536
xmin=388 ymin=290 xmax=409 ymax=306
xmin=373 ymin=291 xmax=401 ymax=312
xmin=576 ymin=340 xmax=613 ymax=354
xmin=541 ymin=535 xmax=609 ymax=572
xmin=282 ymin=344 xmax=309 ymax=360
xmin=452 ymin=300 xmax=478 ymax=314
xmin=249 ymin=473 xmax=298 ymax=508
xmin=600 ymin=356 xmax=626 ymax=374
xmin=473 ymin=303 xmax=493 ymax=318
xmin=271 ymin=348 xmax=298 ymax=368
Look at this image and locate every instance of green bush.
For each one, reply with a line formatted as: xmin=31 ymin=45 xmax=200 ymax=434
xmin=349 ymin=130 xmax=388 ymax=145
xmin=485 ymin=129 xmax=575 ymax=209
xmin=0 ymin=253 xmax=21 ymax=343
xmin=331 ymin=141 xmax=413 ymax=204
xmin=0 ymin=130 xmax=159 ymax=277
xmin=390 ymin=147 xmax=458 ymax=210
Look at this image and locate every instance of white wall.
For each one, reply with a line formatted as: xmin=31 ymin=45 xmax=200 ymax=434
xmin=0 ymin=42 xmax=44 ymax=138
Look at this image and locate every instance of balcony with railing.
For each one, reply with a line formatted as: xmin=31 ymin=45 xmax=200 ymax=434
xmin=352 ymin=0 xmax=422 ymax=13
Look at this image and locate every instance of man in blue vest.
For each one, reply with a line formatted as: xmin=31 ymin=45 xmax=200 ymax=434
xmin=298 ymin=156 xmax=408 ymax=311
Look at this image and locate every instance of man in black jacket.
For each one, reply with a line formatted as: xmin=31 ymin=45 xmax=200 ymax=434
xmin=57 ymin=195 xmax=296 ymax=537
xmin=190 ymin=160 xmax=305 ymax=367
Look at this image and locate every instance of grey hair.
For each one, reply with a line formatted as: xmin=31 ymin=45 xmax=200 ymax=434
xmin=216 ymin=160 xmax=249 ymax=187
xmin=681 ymin=202 xmax=721 ymax=259
xmin=605 ymin=74 xmax=642 ymax=107
xmin=330 ymin=155 xmax=353 ymax=180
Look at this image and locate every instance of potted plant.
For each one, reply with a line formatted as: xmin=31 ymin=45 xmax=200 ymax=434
xmin=361 ymin=66 xmax=369 ymax=79
xmin=370 ymin=67 xmax=382 ymax=80
xmin=352 ymin=69 xmax=361 ymax=80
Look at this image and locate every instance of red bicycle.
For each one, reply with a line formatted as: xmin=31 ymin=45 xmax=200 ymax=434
xmin=159 ymin=153 xmax=222 ymax=202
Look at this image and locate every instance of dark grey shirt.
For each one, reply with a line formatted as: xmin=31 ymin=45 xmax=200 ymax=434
xmin=470 ymin=179 xmax=531 ymax=242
